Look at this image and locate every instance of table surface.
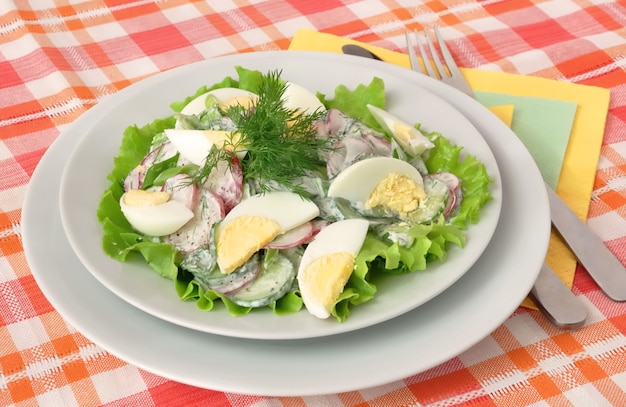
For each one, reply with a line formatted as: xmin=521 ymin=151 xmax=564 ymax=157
xmin=2 ymin=1 xmax=626 ymax=406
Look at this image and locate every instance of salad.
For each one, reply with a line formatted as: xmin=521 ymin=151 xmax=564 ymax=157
xmin=97 ymin=66 xmax=492 ymax=322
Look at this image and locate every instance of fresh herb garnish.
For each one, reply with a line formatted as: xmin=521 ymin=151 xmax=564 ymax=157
xmin=151 ymin=164 xmax=199 ymax=186
xmin=191 ymin=70 xmax=331 ymax=195
xmin=190 ymin=144 xmax=234 ymax=186
xmin=142 ymin=152 xmax=180 ymax=190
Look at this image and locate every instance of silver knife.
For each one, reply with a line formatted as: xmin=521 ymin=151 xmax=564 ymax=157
xmin=530 ymin=263 xmax=587 ymax=329
xmin=547 ymin=185 xmax=626 ymax=301
xmin=342 ymin=44 xmax=588 ymax=328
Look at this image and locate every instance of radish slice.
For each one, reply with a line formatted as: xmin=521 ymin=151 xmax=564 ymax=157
xmin=203 ymin=155 xmax=243 ymax=213
xmin=123 ymin=142 xmax=180 ymax=191
xmin=315 ymin=108 xmax=348 ymax=137
xmin=363 ymin=132 xmax=392 ymax=155
xmin=265 ymin=222 xmax=315 ymax=249
xmin=162 ymin=174 xmax=197 ymax=209
xmin=442 ymin=190 xmax=457 ymax=218
xmin=124 ymin=165 xmax=145 ymax=191
xmin=448 ymin=188 xmax=463 ymax=215
xmin=310 ymin=219 xmax=331 ymax=235
xmin=429 ymin=172 xmax=462 ymax=217
xmin=165 ymin=189 xmax=225 ymax=253
xmin=142 ymin=141 xmax=179 ymax=168
xmin=430 ymin=172 xmax=460 ymax=191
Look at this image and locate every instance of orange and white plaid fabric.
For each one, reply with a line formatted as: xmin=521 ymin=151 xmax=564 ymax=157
xmin=2 ymin=1 xmax=626 ymax=406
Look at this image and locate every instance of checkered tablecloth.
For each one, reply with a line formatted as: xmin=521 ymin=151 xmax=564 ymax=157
xmin=2 ymin=1 xmax=626 ymax=406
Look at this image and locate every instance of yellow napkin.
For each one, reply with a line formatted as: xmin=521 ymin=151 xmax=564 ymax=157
xmin=488 ymin=105 xmax=514 ymax=127
xmin=289 ymin=28 xmax=610 ymax=308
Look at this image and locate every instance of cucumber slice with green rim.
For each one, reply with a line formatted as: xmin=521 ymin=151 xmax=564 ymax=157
xmin=227 ymin=252 xmax=296 ymax=308
xmin=205 ymin=254 xmax=261 ymax=294
xmin=181 ymin=246 xmax=216 ymax=276
xmin=405 ymin=176 xmax=450 ymax=224
xmin=429 ymin=172 xmax=462 ymax=217
xmin=181 ymin=223 xmax=260 ymax=294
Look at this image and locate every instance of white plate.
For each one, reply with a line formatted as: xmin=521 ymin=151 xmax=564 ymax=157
xmin=56 ymin=52 xmax=502 ymax=340
xmin=22 ymin=51 xmax=550 ymax=396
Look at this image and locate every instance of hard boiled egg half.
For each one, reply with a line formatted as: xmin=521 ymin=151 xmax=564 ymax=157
xmin=297 ymin=218 xmax=369 ymax=319
xmin=328 ymin=156 xmax=426 ymax=219
xmin=281 ymin=82 xmax=326 ymax=114
xmin=120 ymin=189 xmax=194 ymax=237
xmin=179 ymin=87 xmax=258 ymax=117
xmin=367 ymin=104 xmax=434 ymax=156
xmin=164 ymin=128 xmax=246 ymax=165
xmin=168 ymin=88 xmax=258 ymax=164
xmin=215 ymin=191 xmax=319 ymax=274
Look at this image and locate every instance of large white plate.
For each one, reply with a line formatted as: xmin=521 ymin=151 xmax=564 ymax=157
xmin=22 ymin=51 xmax=550 ymax=396
xmin=56 ymin=51 xmax=502 ymax=340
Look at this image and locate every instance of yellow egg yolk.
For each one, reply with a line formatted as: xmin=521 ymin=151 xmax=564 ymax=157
xmin=393 ymin=122 xmax=415 ymax=145
xmin=216 ymin=216 xmax=281 ymax=274
xmin=366 ymin=173 xmax=426 ymax=217
xmin=300 ymin=252 xmax=355 ymax=314
xmin=123 ymin=189 xmax=171 ymax=206
xmin=219 ymin=95 xmax=256 ymax=111
xmin=202 ymin=129 xmax=245 ymax=151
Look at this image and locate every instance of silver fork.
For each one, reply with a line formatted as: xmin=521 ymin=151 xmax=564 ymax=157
xmin=409 ymin=31 xmax=626 ymax=305
xmin=405 ymin=27 xmax=588 ymax=329
xmin=406 ymin=27 xmax=473 ymax=97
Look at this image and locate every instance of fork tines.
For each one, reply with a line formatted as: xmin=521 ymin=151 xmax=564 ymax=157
xmin=405 ymin=27 xmax=473 ymax=96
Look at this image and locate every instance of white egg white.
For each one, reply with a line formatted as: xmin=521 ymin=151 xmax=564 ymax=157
xmin=180 ymin=87 xmax=258 ymax=117
xmin=367 ymin=104 xmax=434 ymax=155
xmin=120 ymin=194 xmax=194 ymax=237
xmin=327 ymin=156 xmax=424 ymax=203
xmin=163 ymin=128 xmax=245 ymax=165
xmin=298 ymin=218 xmax=368 ymax=271
xmin=281 ymin=82 xmax=326 ymax=114
xmin=297 ymin=218 xmax=369 ymax=319
xmin=219 ymin=191 xmax=320 ymax=234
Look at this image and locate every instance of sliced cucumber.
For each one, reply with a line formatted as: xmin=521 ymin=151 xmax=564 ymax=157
xmin=405 ymin=176 xmax=450 ymax=224
xmin=204 ymin=254 xmax=260 ymax=294
xmin=181 ymin=223 xmax=259 ymax=294
xmin=227 ymin=252 xmax=296 ymax=308
xmin=318 ymin=196 xmax=397 ymax=225
xmin=181 ymin=246 xmax=216 ymax=276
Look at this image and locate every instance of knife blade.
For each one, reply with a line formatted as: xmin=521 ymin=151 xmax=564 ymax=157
xmin=547 ymin=185 xmax=626 ymax=301
xmin=341 ymin=44 xmax=382 ymax=60
xmin=342 ymin=44 xmax=588 ymax=328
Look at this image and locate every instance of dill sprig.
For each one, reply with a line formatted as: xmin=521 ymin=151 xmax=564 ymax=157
xmin=191 ymin=144 xmax=233 ymax=186
xmin=192 ymin=70 xmax=331 ymax=194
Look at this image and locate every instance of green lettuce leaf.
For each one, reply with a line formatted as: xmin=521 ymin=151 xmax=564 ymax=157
xmin=424 ymin=131 xmax=493 ymax=229
xmin=107 ymin=117 xmax=176 ymax=184
xmin=97 ymin=117 xmax=180 ymax=281
xmin=170 ymin=77 xmax=238 ymax=113
xmin=331 ymin=219 xmax=466 ymax=321
xmin=319 ymin=77 xmax=386 ymax=130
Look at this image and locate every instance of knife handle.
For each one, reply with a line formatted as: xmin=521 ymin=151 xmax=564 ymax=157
xmin=546 ymin=185 xmax=626 ymax=301
xmin=530 ymin=263 xmax=587 ymax=329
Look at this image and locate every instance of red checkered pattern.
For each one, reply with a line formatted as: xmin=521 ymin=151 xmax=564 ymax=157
xmin=2 ymin=0 xmax=626 ymax=405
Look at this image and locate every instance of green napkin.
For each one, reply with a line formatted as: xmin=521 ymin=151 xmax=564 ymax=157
xmin=474 ymin=91 xmax=578 ymax=189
